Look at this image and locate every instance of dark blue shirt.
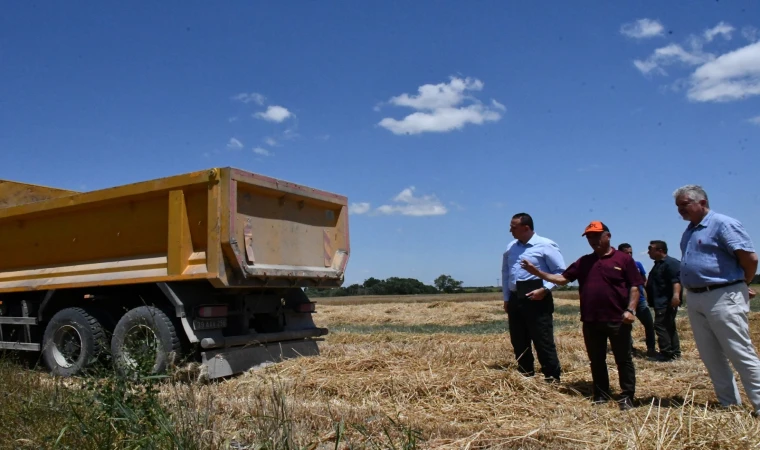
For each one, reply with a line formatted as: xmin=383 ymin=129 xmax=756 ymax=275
xmin=634 ymin=261 xmax=647 ymax=303
xmin=646 ymin=256 xmax=681 ymax=309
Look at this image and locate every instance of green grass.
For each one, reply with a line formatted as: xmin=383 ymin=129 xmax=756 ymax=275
xmin=0 ymin=351 xmax=423 ymax=449
xmin=0 ymin=353 xmax=213 ymax=449
xmin=750 ymin=296 xmax=760 ymax=312
xmin=331 ymin=318 xmax=580 ymax=335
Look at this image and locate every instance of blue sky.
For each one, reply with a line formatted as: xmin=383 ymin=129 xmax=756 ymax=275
xmin=1 ymin=1 xmax=759 ymax=287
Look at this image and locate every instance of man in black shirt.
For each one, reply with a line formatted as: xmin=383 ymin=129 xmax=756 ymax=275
xmin=645 ymin=240 xmax=683 ymax=361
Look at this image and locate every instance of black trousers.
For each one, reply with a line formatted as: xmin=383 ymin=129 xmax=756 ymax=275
xmin=654 ymin=307 xmax=681 ymax=358
xmin=507 ymin=280 xmax=561 ymax=380
xmin=635 ymin=302 xmax=656 ymax=352
xmin=582 ymin=321 xmax=636 ymax=401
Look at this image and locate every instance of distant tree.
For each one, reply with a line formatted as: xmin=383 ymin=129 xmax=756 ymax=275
xmin=344 ymin=283 xmax=361 ymax=296
xmin=363 ymin=277 xmax=382 ymax=289
xmin=753 ymin=273 xmax=760 ymax=285
xmin=306 ymin=276 xmax=439 ymax=297
xmin=434 ymin=274 xmax=463 ymax=293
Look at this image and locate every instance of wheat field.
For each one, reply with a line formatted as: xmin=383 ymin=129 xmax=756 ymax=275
xmin=177 ymin=292 xmax=760 ymax=449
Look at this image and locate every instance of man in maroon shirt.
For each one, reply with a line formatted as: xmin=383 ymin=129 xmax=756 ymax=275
xmin=521 ymin=221 xmax=643 ymax=410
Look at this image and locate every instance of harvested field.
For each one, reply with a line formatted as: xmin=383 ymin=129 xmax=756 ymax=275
xmin=180 ymin=292 xmax=760 ymax=449
xmin=317 ymin=291 xmax=580 ymax=306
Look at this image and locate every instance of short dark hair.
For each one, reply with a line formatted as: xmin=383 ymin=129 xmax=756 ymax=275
xmin=512 ymin=213 xmax=534 ymax=231
xmin=617 ymin=243 xmax=631 ymax=251
xmin=649 ymin=240 xmax=668 ymax=253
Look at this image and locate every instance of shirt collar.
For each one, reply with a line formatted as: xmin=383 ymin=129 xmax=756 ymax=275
xmin=597 ymin=248 xmax=616 ymax=259
xmin=518 ymin=233 xmax=540 ymax=247
xmin=689 ymin=210 xmax=714 ymax=230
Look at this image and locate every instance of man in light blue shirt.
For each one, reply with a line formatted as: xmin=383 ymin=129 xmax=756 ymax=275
xmin=675 ymin=184 xmax=760 ymax=417
xmin=502 ymin=212 xmax=566 ymax=382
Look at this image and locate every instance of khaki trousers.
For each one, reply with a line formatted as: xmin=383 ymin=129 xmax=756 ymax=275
xmin=687 ymin=283 xmax=760 ymax=414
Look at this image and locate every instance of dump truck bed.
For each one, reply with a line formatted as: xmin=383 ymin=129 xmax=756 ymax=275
xmin=0 ymin=168 xmax=350 ymax=293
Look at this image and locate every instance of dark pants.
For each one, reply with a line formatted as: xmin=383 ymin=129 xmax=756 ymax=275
xmin=654 ymin=307 xmax=681 ymax=359
xmin=635 ymin=302 xmax=656 ymax=352
xmin=507 ymin=281 xmax=561 ymax=381
xmin=582 ymin=321 xmax=636 ymax=401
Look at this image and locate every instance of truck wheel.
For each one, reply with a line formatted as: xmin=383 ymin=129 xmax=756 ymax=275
xmin=41 ymin=307 xmax=107 ymax=377
xmin=111 ymin=306 xmax=181 ymax=377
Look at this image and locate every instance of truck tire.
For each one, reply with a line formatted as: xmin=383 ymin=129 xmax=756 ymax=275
xmin=111 ymin=306 xmax=181 ymax=377
xmin=41 ymin=307 xmax=107 ymax=377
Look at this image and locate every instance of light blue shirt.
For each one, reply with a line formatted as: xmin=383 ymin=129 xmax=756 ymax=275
xmin=679 ymin=210 xmax=755 ymax=289
xmin=502 ymin=233 xmax=566 ymax=301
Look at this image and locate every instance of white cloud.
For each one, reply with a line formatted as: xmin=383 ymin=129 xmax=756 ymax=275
xmin=633 ymin=59 xmax=664 ymax=75
xmin=282 ymin=127 xmax=298 ymax=140
xmin=388 ymin=77 xmax=483 ymax=110
xmin=227 ymin=138 xmax=243 ymax=149
xmin=687 ymin=41 xmax=760 ymax=102
xmin=376 ymin=187 xmax=447 ymax=216
xmin=228 ymin=116 xmax=238 ymax=123
xmin=633 ymin=43 xmax=714 ymax=75
xmin=349 ymin=202 xmax=371 ymax=215
xmin=747 ymin=115 xmax=760 ymax=126
xmin=379 ymin=106 xmax=501 ymax=135
xmin=620 ymin=19 xmax=665 ymax=39
xmin=377 ymin=76 xmax=503 ymax=135
xmin=704 ymin=21 xmax=735 ymax=42
xmin=232 ymin=92 xmax=266 ymax=105
xmin=254 ymin=106 xmax=293 ymax=123
xmin=253 ymin=147 xmax=271 ymax=156
xmin=264 ymin=137 xmax=278 ymax=146
xmin=742 ymin=26 xmax=759 ymax=43
xmin=491 ymin=99 xmax=506 ymax=111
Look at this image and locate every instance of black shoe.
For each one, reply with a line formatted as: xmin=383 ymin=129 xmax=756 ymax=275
xmin=544 ymin=375 xmax=561 ymax=384
xmin=592 ymin=393 xmax=612 ymax=405
xmin=646 ymin=349 xmax=658 ymax=358
xmin=648 ymin=352 xmax=675 ymax=362
xmin=618 ymin=397 xmax=634 ymax=411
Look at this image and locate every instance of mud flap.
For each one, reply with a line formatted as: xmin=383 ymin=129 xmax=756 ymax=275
xmin=200 ymin=339 xmax=321 ymax=379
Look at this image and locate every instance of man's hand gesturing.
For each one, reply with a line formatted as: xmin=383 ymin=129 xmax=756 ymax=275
xmin=520 ymin=259 xmax=540 ymax=276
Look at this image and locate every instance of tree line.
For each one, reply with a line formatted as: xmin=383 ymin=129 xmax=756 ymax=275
xmin=305 ymin=273 xmax=759 ymax=298
xmin=305 ymin=274 xmax=580 ymax=298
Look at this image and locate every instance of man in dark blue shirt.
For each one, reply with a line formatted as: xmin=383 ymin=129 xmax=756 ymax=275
xmin=618 ymin=243 xmax=656 ymax=358
xmin=645 ymin=240 xmax=682 ymax=361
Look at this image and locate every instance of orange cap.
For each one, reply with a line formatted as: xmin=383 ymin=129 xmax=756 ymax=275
xmin=582 ymin=221 xmax=610 ymax=236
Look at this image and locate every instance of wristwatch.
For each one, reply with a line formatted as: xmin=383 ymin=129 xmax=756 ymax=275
xmin=625 ymin=308 xmax=636 ymax=316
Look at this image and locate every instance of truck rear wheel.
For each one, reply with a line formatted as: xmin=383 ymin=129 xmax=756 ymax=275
xmin=111 ymin=306 xmax=181 ymax=377
xmin=41 ymin=307 xmax=107 ymax=377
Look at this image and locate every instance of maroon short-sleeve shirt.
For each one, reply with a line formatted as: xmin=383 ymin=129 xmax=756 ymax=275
xmin=562 ymin=249 xmax=645 ymax=323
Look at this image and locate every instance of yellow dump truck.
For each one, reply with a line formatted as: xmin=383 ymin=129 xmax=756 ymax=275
xmin=0 ymin=167 xmax=349 ymax=379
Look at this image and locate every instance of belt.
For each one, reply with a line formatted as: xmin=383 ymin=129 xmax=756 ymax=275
xmin=686 ymin=280 xmax=744 ymax=294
